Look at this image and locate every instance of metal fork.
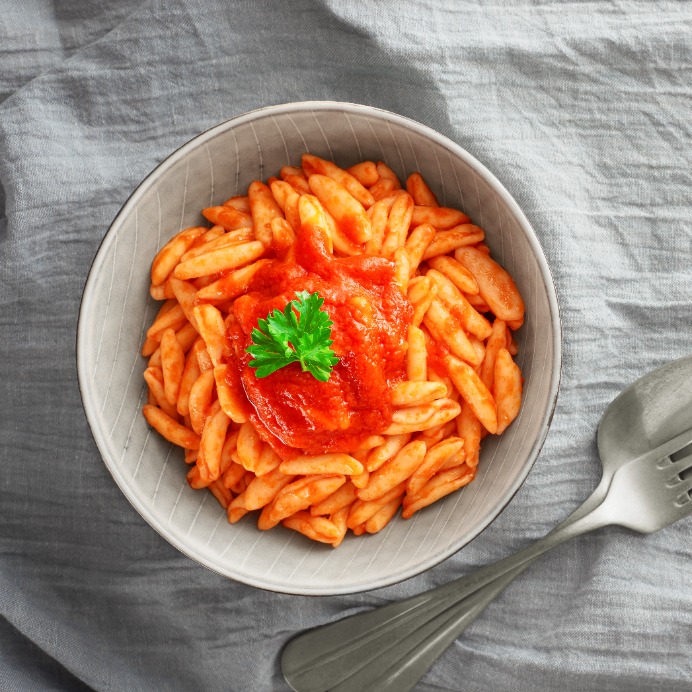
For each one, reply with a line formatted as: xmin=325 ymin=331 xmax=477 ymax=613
xmin=282 ymin=426 xmax=692 ymax=692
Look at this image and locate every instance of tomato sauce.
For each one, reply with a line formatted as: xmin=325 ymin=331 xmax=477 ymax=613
xmin=226 ymin=226 xmax=413 ymax=458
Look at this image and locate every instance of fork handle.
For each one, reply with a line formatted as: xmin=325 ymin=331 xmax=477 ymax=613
xmin=282 ymin=490 xmax=613 ymax=692
xmin=427 ymin=493 xmax=613 ymax=604
xmin=325 ymin=562 xmax=531 ymax=692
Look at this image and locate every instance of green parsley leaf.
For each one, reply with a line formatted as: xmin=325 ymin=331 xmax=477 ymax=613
xmin=246 ymin=291 xmax=339 ymax=382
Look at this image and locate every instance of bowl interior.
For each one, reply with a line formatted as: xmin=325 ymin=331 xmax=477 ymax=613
xmin=78 ymin=102 xmax=560 ymax=595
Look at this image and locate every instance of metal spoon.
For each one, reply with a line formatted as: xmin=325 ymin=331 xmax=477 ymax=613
xmin=282 ymin=354 xmax=692 ymax=692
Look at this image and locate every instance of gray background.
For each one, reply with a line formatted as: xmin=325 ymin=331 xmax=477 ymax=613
xmin=1 ymin=1 xmax=691 ymax=690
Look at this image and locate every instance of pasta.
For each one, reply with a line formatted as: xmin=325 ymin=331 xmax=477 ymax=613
xmin=141 ymin=154 xmax=524 ymax=547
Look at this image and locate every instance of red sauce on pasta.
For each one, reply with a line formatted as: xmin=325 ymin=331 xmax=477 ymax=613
xmin=227 ymin=226 xmax=412 ymax=457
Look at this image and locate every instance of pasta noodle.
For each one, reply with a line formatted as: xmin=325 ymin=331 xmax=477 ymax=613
xmin=140 ymin=154 xmax=525 ymax=546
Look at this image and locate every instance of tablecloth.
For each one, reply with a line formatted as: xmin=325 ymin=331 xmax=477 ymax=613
xmin=1 ymin=1 xmax=691 ymax=690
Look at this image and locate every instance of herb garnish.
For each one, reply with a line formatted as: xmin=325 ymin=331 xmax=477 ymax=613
xmin=246 ymin=291 xmax=339 ymax=382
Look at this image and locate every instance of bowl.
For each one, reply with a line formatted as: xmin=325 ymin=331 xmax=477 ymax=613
xmin=77 ymin=101 xmax=561 ymax=595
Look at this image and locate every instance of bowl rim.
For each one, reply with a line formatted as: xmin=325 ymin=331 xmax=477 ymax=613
xmin=77 ymin=100 xmax=562 ymax=595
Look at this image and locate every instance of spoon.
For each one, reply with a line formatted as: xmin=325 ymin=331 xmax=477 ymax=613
xmin=282 ymin=354 xmax=692 ymax=692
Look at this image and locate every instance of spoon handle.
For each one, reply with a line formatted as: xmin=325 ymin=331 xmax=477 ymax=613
xmin=328 ymin=563 xmax=529 ymax=692
xmin=282 ymin=486 xmax=611 ymax=692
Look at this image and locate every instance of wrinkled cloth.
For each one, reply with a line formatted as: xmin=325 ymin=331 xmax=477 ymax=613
xmin=1 ymin=1 xmax=691 ymax=690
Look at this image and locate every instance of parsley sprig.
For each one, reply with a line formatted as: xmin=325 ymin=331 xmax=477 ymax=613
xmin=246 ymin=291 xmax=339 ymax=382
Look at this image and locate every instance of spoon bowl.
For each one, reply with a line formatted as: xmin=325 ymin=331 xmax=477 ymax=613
xmin=598 ymin=355 xmax=692 ymax=473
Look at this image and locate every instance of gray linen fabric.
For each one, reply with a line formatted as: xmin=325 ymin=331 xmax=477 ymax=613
xmin=1 ymin=1 xmax=691 ymax=690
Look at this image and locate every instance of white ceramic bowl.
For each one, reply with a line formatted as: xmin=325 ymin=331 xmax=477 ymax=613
xmin=77 ymin=102 xmax=561 ymax=595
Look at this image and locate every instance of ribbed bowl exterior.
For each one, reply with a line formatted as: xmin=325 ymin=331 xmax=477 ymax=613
xmin=77 ymin=102 xmax=561 ymax=595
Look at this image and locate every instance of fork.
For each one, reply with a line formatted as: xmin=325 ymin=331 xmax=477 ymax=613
xmin=282 ymin=426 xmax=692 ymax=692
